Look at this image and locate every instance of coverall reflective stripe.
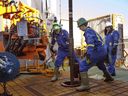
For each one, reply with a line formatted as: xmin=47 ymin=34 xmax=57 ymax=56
xmin=80 ymin=27 xmax=107 ymax=72
xmin=51 ymin=29 xmax=80 ymax=67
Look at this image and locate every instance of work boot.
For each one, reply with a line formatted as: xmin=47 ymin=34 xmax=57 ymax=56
xmin=103 ymin=71 xmax=114 ymax=82
xmin=76 ymin=72 xmax=90 ymax=91
xmin=51 ymin=67 xmax=59 ymax=82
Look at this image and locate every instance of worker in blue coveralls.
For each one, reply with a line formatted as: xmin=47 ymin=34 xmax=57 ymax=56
xmin=50 ymin=23 xmax=80 ymax=82
xmin=76 ymin=18 xmax=114 ymax=91
xmin=104 ymin=22 xmax=120 ymax=76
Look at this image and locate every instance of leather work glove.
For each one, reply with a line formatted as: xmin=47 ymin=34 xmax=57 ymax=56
xmin=112 ymin=45 xmax=117 ymax=55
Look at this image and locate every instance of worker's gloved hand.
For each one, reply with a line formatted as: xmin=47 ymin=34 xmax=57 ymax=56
xmin=112 ymin=45 xmax=117 ymax=55
xmin=38 ymin=52 xmax=45 ymax=61
xmin=85 ymin=53 xmax=91 ymax=64
xmin=50 ymin=46 xmax=56 ymax=53
xmin=104 ymin=54 xmax=109 ymax=64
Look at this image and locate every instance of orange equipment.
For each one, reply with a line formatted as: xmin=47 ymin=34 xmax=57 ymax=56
xmin=0 ymin=1 xmax=52 ymax=74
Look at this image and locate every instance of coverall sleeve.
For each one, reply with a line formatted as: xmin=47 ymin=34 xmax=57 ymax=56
xmin=84 ymin=29 xmax=95 ymax=54
xmin=51 ymin=32 xmax=56 ymax=46
xmin=85 ymin=29 xmax=95 ymax=47
xmin=61 ymin=30 xmax=69 ymax=48
xmin=112 ymin=31 xmax=120 ymax=46
xmin=111 ymin=31 xmax=120 ymax=55
xmin=50 ymin=32 xmax=56 ymax=53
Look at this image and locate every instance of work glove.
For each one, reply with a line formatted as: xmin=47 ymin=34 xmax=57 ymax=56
xmin=112 ymin=45 xmax=117 ymax=55
xmin=104 ymin=54 xmax=109 ymax=64
xmin=85 ymin=53 xmax=91 ymax=64
xmin=50 ymin=46 xmax=56 ymax=53
xmin=50 ymin=46 xmax=54 ymax=52
xmin=38 ymin=52 xmax=45 ymax=61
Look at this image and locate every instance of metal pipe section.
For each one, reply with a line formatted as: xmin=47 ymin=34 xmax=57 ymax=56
xmin=69 ymin=0 xmax=74 ymax=84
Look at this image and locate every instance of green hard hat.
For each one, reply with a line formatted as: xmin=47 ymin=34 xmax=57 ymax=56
xmin=77 ymin=18 xmax=88 ymax=27
xmin=52 ymin=23 xmax=61 ymax=30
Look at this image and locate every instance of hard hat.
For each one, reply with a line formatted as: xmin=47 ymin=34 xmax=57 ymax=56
xmin=77 ymin=18 xmax=88 ymax=27
xmin=52 ymin=23 xmax=61 ymax=30
xmin=106 ymin=22 xmax=112 ymax=27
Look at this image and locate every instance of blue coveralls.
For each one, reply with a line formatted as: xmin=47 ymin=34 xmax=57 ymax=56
xmin=80 ymin=27 xmax=107 ymax=72
xmin=105 ymin=30 xmax=120 ymax=75
xmin=51 ymin=29 xmax=80 ymax=67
